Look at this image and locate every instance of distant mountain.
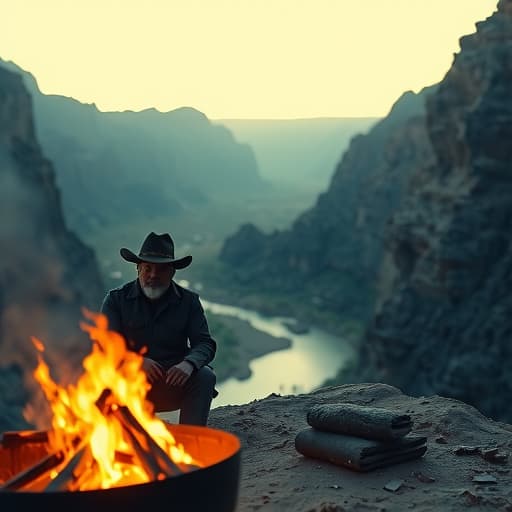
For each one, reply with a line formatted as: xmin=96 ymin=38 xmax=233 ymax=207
xmin=0 ymin=59 xmax=268 ymax=234
xmin=0 ymin=65 xmax=105 ymax=430
xmin=217 ymin=117 xmax=378 ymax=195
xmin=218 ymin=85 xmax=434 ymax=322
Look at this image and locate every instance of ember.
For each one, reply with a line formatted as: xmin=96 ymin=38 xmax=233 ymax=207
xmin=0 ymin=310 xmax=240 ymax=511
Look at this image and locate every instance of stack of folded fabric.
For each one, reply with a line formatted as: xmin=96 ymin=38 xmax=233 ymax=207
xmin=294 ymin=403 xmax=427 ymax=472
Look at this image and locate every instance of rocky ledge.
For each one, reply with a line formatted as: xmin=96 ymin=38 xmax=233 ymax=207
xmin=208 ymin=383 xmax=512 ymax=511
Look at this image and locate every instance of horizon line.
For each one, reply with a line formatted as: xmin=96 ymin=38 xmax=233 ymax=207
xmin=211 ymin=115 xmax=383 ymax=121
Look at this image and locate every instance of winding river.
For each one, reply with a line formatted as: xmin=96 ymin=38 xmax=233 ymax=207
xmin=201 ymin=299 xmax=355 ymax=408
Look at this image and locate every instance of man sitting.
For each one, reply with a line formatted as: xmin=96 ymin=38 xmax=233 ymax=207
xmin=100 ymin=231 xmax=217 ymax=426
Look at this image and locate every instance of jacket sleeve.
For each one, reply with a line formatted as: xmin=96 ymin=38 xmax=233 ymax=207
xmin=184 ymin=294 xmax=217 ymax=370
xmin=100 ymin=291 xmax=122 ymax=335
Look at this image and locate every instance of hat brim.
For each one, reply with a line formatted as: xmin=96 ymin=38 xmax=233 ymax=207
xmin=120 ymin=248 xmax=192 ymax=269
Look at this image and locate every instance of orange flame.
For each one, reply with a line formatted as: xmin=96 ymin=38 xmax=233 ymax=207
xmin=31 ymin=309 xmax=198 ymax=490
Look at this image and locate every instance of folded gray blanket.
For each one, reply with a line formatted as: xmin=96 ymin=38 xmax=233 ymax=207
xmin=307 ymin=403 xmax=412 ymax=441
xmin=295 ymin=428 xmax=427 ymax=472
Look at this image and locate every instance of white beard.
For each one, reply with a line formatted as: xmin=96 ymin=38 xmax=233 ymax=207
xmin=141 ymin=284 xmax=168 ymax=300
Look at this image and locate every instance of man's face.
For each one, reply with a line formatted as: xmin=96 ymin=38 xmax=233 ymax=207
xmin=137 ymin=262 xmax=175 ymax=300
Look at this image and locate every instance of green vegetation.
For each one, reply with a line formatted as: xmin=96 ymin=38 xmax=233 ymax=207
xmin=206 ymin=313 xmax=240 ymax=383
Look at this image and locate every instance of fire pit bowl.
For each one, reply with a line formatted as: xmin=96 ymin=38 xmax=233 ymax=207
xmin=0 ymin=424 xmax=241 ymax=512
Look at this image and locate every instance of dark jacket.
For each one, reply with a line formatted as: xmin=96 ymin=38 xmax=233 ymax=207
xmin=100 ymin=279 xmax=216 ymax=370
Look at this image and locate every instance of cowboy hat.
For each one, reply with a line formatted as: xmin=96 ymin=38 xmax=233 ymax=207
xmin=120 ymin=232 xmax=192 ymax=269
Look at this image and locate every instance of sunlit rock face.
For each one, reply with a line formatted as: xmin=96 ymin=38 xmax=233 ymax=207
xmin=0 ymin=66 xmax=105 ymax=430
xmin=355 ymin=1 xmax=512 ymax=422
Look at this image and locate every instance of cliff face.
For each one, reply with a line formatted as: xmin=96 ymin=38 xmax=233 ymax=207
xmin=220 ymin=84 xmax=435 ymax=323
xmin=354 ymin=0 xmax=512 ymax=421
xmin=0 ymin=66 xmax=105 ymax=430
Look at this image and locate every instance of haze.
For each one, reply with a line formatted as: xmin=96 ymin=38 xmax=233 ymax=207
xmin=1 ymin=0 xmax=498 ymax=118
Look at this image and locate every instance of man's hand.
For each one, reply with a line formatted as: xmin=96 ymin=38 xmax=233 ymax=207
xmin=166 ymin=360 xmax=194 ymax=387
xmin=142 ymin=357 xmax=164 ymax=384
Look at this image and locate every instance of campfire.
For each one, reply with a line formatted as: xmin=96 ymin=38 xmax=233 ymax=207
xmin=0 ymin=310 xmax=240 ymax=511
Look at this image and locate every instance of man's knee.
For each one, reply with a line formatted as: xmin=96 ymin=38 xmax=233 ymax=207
xmin=196 ymin=365 xmax=216 ymax=390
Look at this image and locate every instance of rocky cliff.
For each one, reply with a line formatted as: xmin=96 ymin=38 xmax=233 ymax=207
xmin=0 ymin=66 xmax=105 ymax=431
xmin=218 ymin=1 xmax=512 ymax=423
xmin=219 ymin=83 xmax=436 ymax=325
xmin=351 ymin=0 xmax=512 ymax=422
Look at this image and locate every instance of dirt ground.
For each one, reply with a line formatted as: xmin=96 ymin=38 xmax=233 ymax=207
xmin=203 ymin=383 xmax=512 ymax=512
xmin=160 ymin=318 xmax=512 ymax=511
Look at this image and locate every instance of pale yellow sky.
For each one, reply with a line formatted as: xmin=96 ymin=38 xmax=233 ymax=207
xmin=1 ymin=0 xmax=498 ymax=119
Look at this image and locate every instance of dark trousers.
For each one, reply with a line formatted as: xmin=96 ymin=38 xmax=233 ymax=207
xmin=147 ymin=366 xmax=217 ymax=426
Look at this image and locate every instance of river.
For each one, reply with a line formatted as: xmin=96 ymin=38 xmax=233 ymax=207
xmin=201 ymin=299 xmax=355 ymax=408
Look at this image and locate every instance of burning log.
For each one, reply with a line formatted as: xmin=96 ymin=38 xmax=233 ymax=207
xmin=0 ymin=450 xmax=64 ymax=491
xmin=0 ymin=435 xmax=86 ymax=492
xmin=1 ymin=389 xmax=190 ymax=492
xmin=1 ymin=430 xmax=49 ymax=448
xmin=111 ymin=405 xmax=186 ymax=476
xmin=115 ymin=415 xmax=168 ymax=481
xmin=67 ymin=457 xmax=98 ymax=492
xmin=96 ymin=388 xmax=185 ymax=478
xmin=43 ymin=442 xmax=91 ymax=492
